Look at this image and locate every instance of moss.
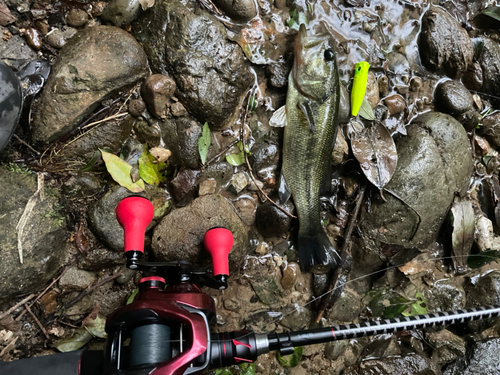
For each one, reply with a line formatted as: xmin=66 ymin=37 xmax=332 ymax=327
xmin=4 ymin=162 xmax=32 ymax=174
xmin=44 ymin=203 xmax=65 ymax=228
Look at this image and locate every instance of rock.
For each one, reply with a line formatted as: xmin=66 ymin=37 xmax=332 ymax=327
xmin=426 ymin=278 xmax=466 ymax=312
xmin=478 ymin=38 xmax=500 ymax=107
xmin=152 ymin=194 xmax=249 ymax=272
xmin=0 ymin=60 xmax=22 ymax=152
xmin=254 ymin=242 xmax=269 ymax=255
xmin=88 ymin=185 xmax=171 ymax=252
xmin=249 ymin=141 xmax=280 ymax=181
xmin=116 ymin=268 xmax=135 ymax=285
xmin=409 ymin=77 xmax=422 ymax=92
xmin=199 ymin=178 xmax=217 ymax=196
xmin=339 ymin=84 xmax=351 ymax=124
xmin=158 ymin=116 xmax=202 ymax=169
xmin=46 ymin=27 xmax=77 ymax=49
xmin=171 ymin=101 xmax=187 ymax=117
xmin=383 ymin=94 xmax=406 ymax=116
xmin=62 ymin=173 xmax=103 ymax=199
xmin=444 ymin=339 xmax=500 ymax=375
xmin=128 ymin=99 xmax=146 ymax=117
xmin=378 ymin=75 xmax=389 ymax=97
xmin=170 ymin=169 xmax=200 ymax=202
xmin=281 ymin=262 xmax=299 ymax=290
xmin=0 ymin=167 xmax=67 ymax=299
xmin=462 ymin=62 xmax=483 ymax=92
xmin=24 ymin=28 xmax=42 ymax=50
xmin=365 ymin=72 xmax=379 ymax=108
xmin=479 ymin=112 xmax=500 ymax=148
xmin=435 ymin=80 xmax=474 ymax=116
xmin=66 ymin=9 xmax=89 ymax=27
xmin=426 ymin=329 xmax=465 ymax=366
xmin=133 ymin=1 xmax=254 ymax=129
xmin=233 ymin=196 xmax=256 ymax=226
xmin=133 ymin=119 xmax=162 ymax=147
xmin=358 ymin=112 xmax=473 ymax=252
xmin=267 ymin=59 xmax=291 ymax=88
xmin=0 ymin=25 xmax=37 ymax=70
xmin=212 ymin=0 xmax=257 ymax=22
xmin=456 ymin=110 xmax=481 ymax=132
xmin=200 ymin=162 xmax=233 ymax=191
xmin=279 ymin=303 xmax=311 ymax=330
xmin=78 ymin=247 xmax=123 ymax=271
xmin=141 ymin=74 xmax=176 ymax=119
xmin=332 ymin=128 xmax=349 ymax=166
xmin=231 ymin=172 xmax=248 ymax=193
xmin=466 ymin=270 xmax=500 ymax=307
xmin=59 ymin=267 xmax=96 ymax=290
xmin=33 ymin=25 xmax=149 ymax=143
xmin=352 ymin=353 xmax=440 ymax=374
xmin=101 ymin=0 xmax=141 ymax=27
xmin=419 ymin=6 xmax=473 ymax=78
xmin=324 ymin=288 xmax=362 ymax=323
xmin=255 ymin=199 xmax=294 ymax=238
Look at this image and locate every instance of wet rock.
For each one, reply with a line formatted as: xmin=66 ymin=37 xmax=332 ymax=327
xmin=339 ymin=84 xmax=351 ymax=124
xmin=133 ymin=119 xmax=162 ymax=147
xmin=267 ymin=59 xmax=291 ymax=88
xmin=233 ymin=196 xmax=256 ymax=226
xmin=200 ymin=162 xmax=234 ymax=191
xmin=426 ymin=278 xmax=466 ymax=312
xmin=349 ymin=353 xmax=440 ymax=374
xmin=0 ymin=60 xmax=22 ymax=152
xmin=46 ymin=27 xmax=77 ymax=49
xmin=419 ymin=6 xmax=473 ymax=78
xmin=62 ymin=173 xmax=103 ymax=199
xmin=332 ymin=128 xmax=349 ymax=166
xmin=281 ymin=262 xmax=299 ymax=290
xmin=478 ymin=112 xmax=500 ymax=148
xmin=445 ymin=339 xmax=500 ymax=375
xmin=59 ymin=267 xmax=96 ymax=290
xmin=199 ymin=178 xmax=217 ymax=196
xmin=325 ymin=288 xmax=362 ymax=322
xmin=152 ymin=194 xmax=249 ymax=272
xmin=279 ymin=303 xmax=311 ymax=330
xmin=88 ymin=185 xmax=170 ymax=252
xmin=24 ymin=28 xmax=41 ymax=50
xmin=383 ymin=94 xmax=406 ymax=116
xmin=456 ymin=110 xmax=481 ymax=132
xmin=128 ymin=99 xmax=146 ymax=117
xmin=79 ymin=247 xmax=123 ymax=271
xmin=249 ymin=141 xmax=280 ymax=181
xmin=33 ymin=25 xmax=149 ymax=143
xmin=435 ymin=80 xmax=474 ymax=116
xmin=409 ymin=77 xmax=422 ymax=92
xmin=141 ymin=74 xmax=176 ymax=119
xmin=255 ymin=199 xmax=294 ymax=238
xmin=133 ymin=1 xmax=254 ymax=129
xmin=0 ymin=167 xmax=67 ymax=299
xmin=466 ymin=270 xmax=500 ymax=307
xmin=66 ymin=9 xmax=89 ymax=27
xmin=365 ymin=72 xmax=379 ymax=108
xmin=170 ymin=169 xmax=200 ymax=202
xmin=462 ymin=62 xmax=483 ymax=92
xmin=158 ymin=116 xmax=202 ymax=169
xmin=230 ymin=172 xmax=248 ymax=193
xmin=378 ymin=75 xmax=389 ymax=97
xmin=0 ymin=25 xmax=37 ymax=70
xmin=171 ymin=101 xmax=187 ymax=117
xmin=359 ymin=112 xmax=473 ymax=251
xmin=101 ymin=0 xmax=141 ymax=27
xmin=478 ymin=38 xmax=500 ymax=107
xmin=426 ymin=329 xmax=465 ymax=366
xmin=116 ymin=268 xmax=135 ymax=285
xmin=212 ymin=0 xmax=257 ymax=22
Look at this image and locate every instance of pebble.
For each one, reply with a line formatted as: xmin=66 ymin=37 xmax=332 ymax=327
xmin=255 ymin=242 xmax=269 ymax=255
xmin=170 ymin=101 xmax=187 ymax=117
xmin=378 ymin=75 xmax=389 ymax=97
xmin=383 ymin=94 xmax=406 ymax=116
xmin=35 ymin=20 xmax=49 ymax=35
xmin=409 ymin=77 xmax=422 ymax=92
xmin=199 ymin=178 xmax=217 ymax=196
xmin=435 ymin=80 xmax=474 ymax=116
xmin=233 ymin=196 xmax=256 ymax=225
xmin=281 ymin=262 xmax=299 ymax=290
xmin=101 ymin=0 xmax=141 ymax=27
xmin=25 ymin=28 xmax=41 ymax=50
xmin=141 ymin=74 xmax=176 ymax=119
xmin=462 ymin=61 xmax=483 ymax=91
xmin=149 ymin=146 xmax=171 ymax=163
xmin=255 ymin=199 xmax=294 ymax=238
xmin=92 ymin=2 xmax=107 ymax=16
xmin=46 ymin=27 xmax=77 ymax=49
xmin=59 ymin=267 xmax=96 ymax=290
xmin=66 ymin=9 xmax=89 ymax=27
xmin=128 ymin=99 xmax=146 ymax=117
xmin=231 ymin=172 xmax=248 ymax=193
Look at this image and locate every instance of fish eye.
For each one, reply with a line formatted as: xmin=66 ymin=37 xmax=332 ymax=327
xmin=324 ymin=49 xmax=335 ymax=61
xmin=356 ymin=66 xmax=362 ymax=72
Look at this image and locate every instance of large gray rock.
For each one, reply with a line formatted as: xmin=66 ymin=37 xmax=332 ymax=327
xmin=444 ymin=339 xmax=500 ymax=375
xmin=0 ymin=167 xmax=67 ymax=299
xmin=359 ymin=112 xmax=473 ymax=252
xmin=133 ymin=1 xmax=254 ymax=129
xmin=0 ymin=25 xmax=37 ymax=70
xmin=345 ymin=353 xmax=440 ymax=375
xmin=152 ymin=194 xmax=249 ymax=272
xmin=33 ymin=25 xmax=149 ymax=143
xmin=419 ymin=6 xmax=473 ymax=78
xmin=478 ymin=38 xmax=500 ymax=108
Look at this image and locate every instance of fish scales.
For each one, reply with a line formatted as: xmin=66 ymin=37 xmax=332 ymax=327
xmin=282 ymin=24 xmax=341 ymax=274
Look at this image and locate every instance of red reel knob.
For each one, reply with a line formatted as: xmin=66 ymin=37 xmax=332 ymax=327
xmin=115 ymin=196 xmax=154 ymax=254
xmin=204 ymin=227 xmax=233 ymax=278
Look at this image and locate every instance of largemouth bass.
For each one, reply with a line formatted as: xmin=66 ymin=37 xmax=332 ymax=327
xmin=282 ymin=24 xmax=341 ymax=274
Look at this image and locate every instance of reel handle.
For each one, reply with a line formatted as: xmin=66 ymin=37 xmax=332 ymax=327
xmin=115 ymin=196 xmax=154 ymax=255
xmin=204 ymin=227 xmax=233 ymax=281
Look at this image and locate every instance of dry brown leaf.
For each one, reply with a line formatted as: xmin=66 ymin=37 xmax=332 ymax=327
xmin=0 ymin=2 xmax=16 ymax=26
xmin=149 ymin=147 xmax=171 ymax=163
xmin=40 ymin=290 xmax=58 ymax=315
xmin=76 ymin=222 xmax=90 ymax=253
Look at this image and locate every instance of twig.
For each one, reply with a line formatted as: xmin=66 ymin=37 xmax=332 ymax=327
xmin=239 ymin=91 xmax=296 ymax=219
xmin=64 ymin=270 xmax=123 ymax=311
xmin=0 ymin=294 xmax=35 ymax=320
xmin=13 ymin=134 xmax=41 ymax=155
xmin=80 ymin=112 xmax=128 ymax=130
xmin=202 ymin=138 xmax=239 ymax=169
xmin=0 ymin=336 xmax=18 ymax=357
xmin=315 ymin=184 xmax=367 ymax=323
xmin=24 ymin=303 xmax=49 ymax=340
xmin=16 ymin=265 xmax=70 ymax=321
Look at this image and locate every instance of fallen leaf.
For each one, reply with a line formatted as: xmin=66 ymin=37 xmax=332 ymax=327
xmin=359 ymin=97 xmax=375 ymax=120
xmin=277 ymin=346 xmax=302 ymax=368
xmin=100 ymin=149 xmax=145 ymax=192
xmin=47 ymin=326 xmax=65 ymax=337
xmin=0 ymin=330 xmax=13 ymax=344
xmin=226 ymin=141 xmax=249 ymax=166
xmin=75 ymin=222 xmax=90 ymax=253
xmin=40 ymin=290 xmax=58 ymax=315
xmin=351 ymin=123 xmax=398 ymax=190
xmin=198 ymin=122 xmax=211 ymax=165
xmin=402 ymin=291 xmax=428 ymax=316
xmin=0 ymin=2 xmax=16 ymax=26
xmin=82 ymin=305 xmax=100 ymax=326
xmin=138 ymin=144 xmax=166 ymax=185
xmin=138 ymin=0 xmax=154 ymax=10
xmin=53 ymin=314 xmax=107 ymax=352
xmin=451 ymin=196 xmax=475 ymax=273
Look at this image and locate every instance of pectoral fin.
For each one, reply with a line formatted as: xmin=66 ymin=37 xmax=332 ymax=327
xmin=297 ymin=100 xmax=316 ymax=133
xmin=270 ymin=105 xmax=287 ymax=127
xmin=278 ymin=170 xmax=292 ymax=204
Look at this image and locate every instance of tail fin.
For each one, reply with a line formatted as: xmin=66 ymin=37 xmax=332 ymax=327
xmin=298 ymin=230 xmax=340 ymax=274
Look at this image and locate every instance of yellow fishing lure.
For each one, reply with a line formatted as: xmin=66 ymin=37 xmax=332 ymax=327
xmin=351 ymin=61 xmax=371 ymax=116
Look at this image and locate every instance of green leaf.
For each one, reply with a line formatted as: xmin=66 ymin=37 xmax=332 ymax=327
xmin=198 ymin=122 xmax=211 ymax=165
xmin=80 ymin=150 xmax=100 ymax=172
xmin=359 ymin=97 xmax=375 ymax=120
xmin=402 ymin=291 xmax=427 ymax=316
xmin=468 ymin=250 xmax=500 ymax=269
xmin=248 ymin=95 xmax=257 ymax=111
xmin=100 ymin=149 xmax=145 ymax=192
xmin=53 ymin=314 xmax=107 ymax=352
xmin=138 ymin=144 xmax=166 ymax=185
xmin=226 ymin=142 xmax=247 ymax=166
xmin=126 ymin=289 xmax=139 ymax=305
xmin=239 ymin=363 xmax=255 ymax=375
xmin=277 ymin=346 xmax=302 ymax=368
xmin=214 ymin=369 xmax=234 ymax=375
xmin=474 ymin=7 xmax=500 ymax=29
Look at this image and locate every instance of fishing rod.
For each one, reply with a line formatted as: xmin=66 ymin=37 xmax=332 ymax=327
xmin=1 ymin=196 xmax=499 ymax=375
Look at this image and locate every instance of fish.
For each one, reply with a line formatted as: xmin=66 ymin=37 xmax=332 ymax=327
xmin=281 ymin=23 xmax=341 ymax=274
xmin=351 ymin=61 xmax=370 ymax=116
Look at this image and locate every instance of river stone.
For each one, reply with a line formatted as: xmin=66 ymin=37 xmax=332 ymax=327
xmin=466 ymin=270 xmax=500 ymax=307
xmin=255 ymin=199 xmax=294 ymax=239
xmin=152 ymin=194 xmax=249 ymax=272
xmin=59 ymin=267 xmax=96 ymax=290
xmin=0 ymin=167 xmax=67 ymax=299
xmin=418 ymin=6 xmax=473 ymax=78
xmin=347 ymin=353 xmax=440 ymax=375
xmin=32 ymin=25 xmax=149 ymax=143
xmin=358 ymin=112 xmax=473 ymax=252
xmin=479 ymin=112 xmax=500 ymax=148
xmin=426 ymin=329 xmax=465 ymax=366
xmin=133 ymin=0 xmax=254 ymax=129
xmin=425 ymin=278 xmax=466 ymax=312
xmin=478 ymin=38 xmax=500 ymax=107
xmin=101 ymin=0 xmax=141 ymax=27
xmin=212 ymin=0 xmax=257 ymax=22
xmin=88 ymin=184 xmax=171 ymax=252
xmin=0 ymin=25 xmax=37 ymax=70
xmin=435 ymin=80 xmax=474 ymax=116
xmin=444 ymin=339 xmax=500 ymax=375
